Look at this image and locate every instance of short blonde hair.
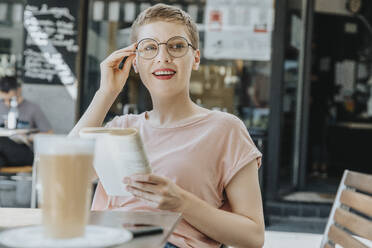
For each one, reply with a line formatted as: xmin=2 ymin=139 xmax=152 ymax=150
xmin=131 ymin=3 xmax=199 ymax=49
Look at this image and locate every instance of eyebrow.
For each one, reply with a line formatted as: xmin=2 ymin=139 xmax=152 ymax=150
xmin=138 ymin=36 xmax=190 ymax=43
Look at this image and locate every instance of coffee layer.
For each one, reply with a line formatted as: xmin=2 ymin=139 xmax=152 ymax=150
xmin=39 ymin=154 xmax=93 ymax=239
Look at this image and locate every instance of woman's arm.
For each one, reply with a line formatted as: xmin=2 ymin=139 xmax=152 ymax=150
xmin=125 ymin=159 xmax=264 ymax=248
xmin=181 ymin=159 xmax=264 ymax=248
xmin=68 ymin=44 xmax=136 ymax=137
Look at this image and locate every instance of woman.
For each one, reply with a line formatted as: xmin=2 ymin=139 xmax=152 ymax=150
xmin=70 ymin=4 xmax=264 ymax=248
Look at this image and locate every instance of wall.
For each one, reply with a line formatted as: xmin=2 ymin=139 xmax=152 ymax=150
xmin=22 ymin=84 xmax=76 ymax=134
xmin=0 ymin=23 xmax=76 ymax=134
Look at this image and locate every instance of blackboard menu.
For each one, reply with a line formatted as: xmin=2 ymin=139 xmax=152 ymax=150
xmin=23 ymin=1 xmax=79 ymax=85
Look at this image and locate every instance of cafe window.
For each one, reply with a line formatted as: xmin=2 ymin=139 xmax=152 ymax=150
xmin=82 ymin=0 xmax=272 ymax=132
xmin=0 ymin=1 xmax=24 ymax=79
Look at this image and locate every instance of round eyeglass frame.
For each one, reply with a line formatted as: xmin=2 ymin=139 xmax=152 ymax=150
xmin=136 ymin=36 xmax=197 ymax=60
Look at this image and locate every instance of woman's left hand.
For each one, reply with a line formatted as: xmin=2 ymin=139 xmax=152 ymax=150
xmin=123 ymin=174 xmax=189 ymax=212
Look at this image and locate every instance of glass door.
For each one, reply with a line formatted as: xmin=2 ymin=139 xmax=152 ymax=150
xmin=279 ymin=0 xmax=313 ymax=195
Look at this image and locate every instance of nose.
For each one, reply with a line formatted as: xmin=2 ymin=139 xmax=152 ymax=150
xmin=155 ymin=44 xmax=171 ymax=63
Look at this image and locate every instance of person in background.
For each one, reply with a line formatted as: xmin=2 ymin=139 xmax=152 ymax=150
xmin=0 ymin=76 xmax=52 ymax=167
xmin=70 ymin=4 xmax=264 ymax=248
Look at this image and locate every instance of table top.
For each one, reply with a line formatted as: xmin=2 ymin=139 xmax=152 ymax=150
xmin=0 ymin=128 xmax=38 ymax=137
xmin=264 ymin=230 xmax=372 ymax=248
xmin=264 ymin=231 xmax=322 ymax=248
xmin=0 ymin=208 xmax=181 ymax=248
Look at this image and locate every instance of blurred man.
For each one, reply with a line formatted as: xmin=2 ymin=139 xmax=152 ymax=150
xmin=0 ymin=76 xmax=52 ymax=167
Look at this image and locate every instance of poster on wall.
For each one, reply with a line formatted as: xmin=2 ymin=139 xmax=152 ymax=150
xmin=23 ymin=0 xmax=79 ymax=98
xmin=204 ymin=0 xmax=273 ymax=61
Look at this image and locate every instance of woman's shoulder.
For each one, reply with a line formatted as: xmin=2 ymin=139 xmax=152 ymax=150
xmin=105 ymin=113 xmax=145 ymax=128
xmin=207 ymin=111 xmax=245 ymax=129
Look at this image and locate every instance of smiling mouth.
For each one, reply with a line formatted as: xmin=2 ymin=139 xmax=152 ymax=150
xmin=152 ymin=71 xmax=176 ymax=76
xmin=152 ymin=70 xmax=177 ymax=80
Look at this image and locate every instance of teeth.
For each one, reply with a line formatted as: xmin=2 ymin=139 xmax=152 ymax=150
xmin=154 ymin=71 xmax=175 ymax=76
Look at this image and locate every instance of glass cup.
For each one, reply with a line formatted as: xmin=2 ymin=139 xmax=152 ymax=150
xmin=34 ymin=135 xmax=95 ymax=239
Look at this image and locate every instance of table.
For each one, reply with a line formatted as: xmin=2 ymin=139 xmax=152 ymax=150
xmin=0 ymin=208 xmax=181 ymax=248
xmin=0 ymin=128 xmax=38 ymax=137
xmin=264 ymin=231 xmax=322 ymax=248
xmin=264 ymin=231 xmax=372 ymax=248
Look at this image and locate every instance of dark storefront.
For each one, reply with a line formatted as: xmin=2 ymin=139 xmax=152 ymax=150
xmin=266 ymin=0 xmax=372 ymax=224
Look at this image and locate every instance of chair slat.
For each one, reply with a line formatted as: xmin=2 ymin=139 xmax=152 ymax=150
xmin=334 ymin=208 xmax=372 ymax=240
xmin=340 ymin=190 xmax=372 ymax=217
xmin=345 ymin=171 xmax=372 ymax=194
xmin=328 ymin=224 xmax=369 ymax=248
xmin=0 ymin=166 xmax=32 ymax=174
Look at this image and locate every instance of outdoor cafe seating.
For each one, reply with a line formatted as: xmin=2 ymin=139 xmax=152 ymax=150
xmin=0 ymin=169 xmax=371 ymax=247
xmin=320 ymin=170 xmax=372 ymax=248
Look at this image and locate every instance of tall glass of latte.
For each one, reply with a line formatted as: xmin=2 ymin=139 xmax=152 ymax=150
xmin=34 ymin=135 xmax=95 ymax=239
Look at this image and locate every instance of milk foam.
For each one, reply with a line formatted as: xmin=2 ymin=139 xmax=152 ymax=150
xmin=79 ymin=127 xmax=136 ymax=139
xmin=35 ymin=135 xmax=95 ymax=155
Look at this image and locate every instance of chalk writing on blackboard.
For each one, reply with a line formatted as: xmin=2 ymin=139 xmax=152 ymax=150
xmin=23 ymin=1 xmax=79 ymax=97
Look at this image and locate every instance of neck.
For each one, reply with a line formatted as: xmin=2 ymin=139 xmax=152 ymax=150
xmin=148 ymin=90 xmax=202 ymax=127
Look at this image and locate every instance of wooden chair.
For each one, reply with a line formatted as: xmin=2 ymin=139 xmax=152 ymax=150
xmin=321 ymin=170 xmax=372 ymax=248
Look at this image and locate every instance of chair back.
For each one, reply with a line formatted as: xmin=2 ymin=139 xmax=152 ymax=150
xmin=30 ymin=157 xmax=39 ymax=208
xmin=321 ymin=170 xmax=372 ymax=248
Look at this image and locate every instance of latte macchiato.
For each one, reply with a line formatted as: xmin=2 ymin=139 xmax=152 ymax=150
xmin=35 ymin=136 xmax=95 ymax=239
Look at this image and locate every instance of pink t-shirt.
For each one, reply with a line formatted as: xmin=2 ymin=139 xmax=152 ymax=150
xmin=92 ymin=110 xmax=262 ymax=248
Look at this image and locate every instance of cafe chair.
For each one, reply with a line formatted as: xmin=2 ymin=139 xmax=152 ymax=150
xmin=0 ymin=166 xmax=33 ymax=207
xmin=30 ymin=158 xmax=40 ymax=208
xmin=0 ymin=165 xmax=32 ymax=174
xmin=320 ymin=170 xmax=372 ymax=248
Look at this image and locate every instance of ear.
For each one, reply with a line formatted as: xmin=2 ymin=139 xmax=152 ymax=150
xmin=192 ymin=49 xmax=201 ymax=71
xmin=132 ymin=57 xmax=138 ymax=73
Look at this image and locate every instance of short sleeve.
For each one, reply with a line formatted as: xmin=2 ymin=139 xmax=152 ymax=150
xmin=104 ymin=115 xmax=128 ymax=128
xmin=221 ymin=117 xmax=262 ymax=188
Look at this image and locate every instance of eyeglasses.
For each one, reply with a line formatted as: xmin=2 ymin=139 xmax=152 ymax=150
xmin=136 ymin=36 xmax=196 ymax=60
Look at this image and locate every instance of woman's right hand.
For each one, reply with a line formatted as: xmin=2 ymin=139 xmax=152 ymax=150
xmin=99 ymin=43 xmax=137 ymax=95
